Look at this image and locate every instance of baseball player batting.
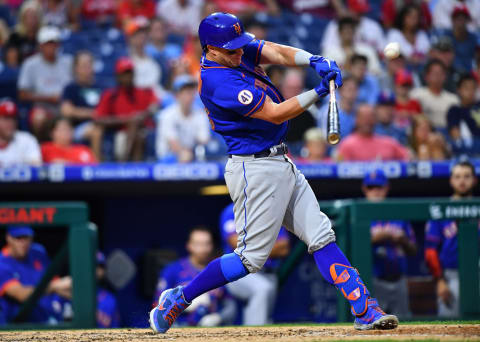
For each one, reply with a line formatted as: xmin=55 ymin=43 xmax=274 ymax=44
xmin=149 ymin=12 xmax=398 ymax=333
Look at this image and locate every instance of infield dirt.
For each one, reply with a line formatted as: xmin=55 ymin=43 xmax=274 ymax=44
xmin=1 ymin=324 xmax=480 ymax=342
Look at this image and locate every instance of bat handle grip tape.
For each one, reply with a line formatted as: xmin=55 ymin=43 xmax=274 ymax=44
xmin=329 ymin=79 xmax=336 ymax=102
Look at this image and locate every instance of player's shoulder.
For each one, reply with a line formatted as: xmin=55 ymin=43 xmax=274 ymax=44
xmin=30 ymin=243 xmax=48 ymax=257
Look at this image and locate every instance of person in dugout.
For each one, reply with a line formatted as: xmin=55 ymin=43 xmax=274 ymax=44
xmin=153 ymin=226 xmax=236 ymax=327
xmin=0 ymin=226 xmax=71 ymax=324
xmin=424 ymin=160 xmax=479 ymax=317
xmin=362 ymin=170 xmax=417 ymax=318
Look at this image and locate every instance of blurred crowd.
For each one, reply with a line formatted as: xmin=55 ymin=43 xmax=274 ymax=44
xmin=0 ymin=0 xmax=479 ymax=166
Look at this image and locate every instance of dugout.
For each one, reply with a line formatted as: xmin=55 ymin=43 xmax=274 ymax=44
xmin=0 ymin=202 xmax=96 ymax=330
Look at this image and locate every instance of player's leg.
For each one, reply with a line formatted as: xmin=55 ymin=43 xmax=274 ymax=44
xmin=150 ymin=156 xmax=295 ymax=333
xmin=373 ymin=278 xmax=391 ymax=314
xmin=391 ymin=277 xmax=411 ymax=318
xmin=438 ymin=269 xmax=459 ymax=317
xmin=282 ymin=161 xmax=398 ymax=330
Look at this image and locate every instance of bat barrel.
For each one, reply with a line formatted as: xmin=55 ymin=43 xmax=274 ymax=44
xmin=327 ymin=79 xmax=340 ymax=145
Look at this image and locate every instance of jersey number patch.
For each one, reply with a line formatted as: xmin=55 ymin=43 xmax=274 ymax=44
xmin=238 ymin=90 xmax=253 ymax=105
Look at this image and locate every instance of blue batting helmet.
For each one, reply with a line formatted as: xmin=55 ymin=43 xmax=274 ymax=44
xmin=198 ymin=12 xmax=255 ymax=50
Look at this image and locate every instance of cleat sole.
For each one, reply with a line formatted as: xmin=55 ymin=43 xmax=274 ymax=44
xmin=354 ymin=314 xmax=399 ymax=331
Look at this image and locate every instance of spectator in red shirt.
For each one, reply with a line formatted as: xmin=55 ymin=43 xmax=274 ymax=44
xmin=81 ymin=0 xmax=117 ymax=24
xmin=337 ymin=104 xmax=410 ymax=161
xmin=91 ymin=57 xmax=157 ymax=161
xmin=41 ymin=117 xmax=96 ymax=164
xmin=393 ymin=69 xmax=422 ymax=129
xmin=117 ymin=0 xmax=155 ymax=28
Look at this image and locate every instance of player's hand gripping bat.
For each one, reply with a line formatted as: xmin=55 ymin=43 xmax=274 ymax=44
xmin=327 ymin=79 xmax=340 ymax=145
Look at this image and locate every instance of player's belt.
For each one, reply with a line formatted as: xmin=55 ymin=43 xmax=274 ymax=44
xmin=229 ymin=143 xmax=288 ymax=159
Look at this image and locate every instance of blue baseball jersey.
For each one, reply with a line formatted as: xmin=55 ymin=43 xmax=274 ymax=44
xmin=97 ymin=288 xmax=120 ymax=328
xmin=0 ymin=243 xmax=63 ymax=323
xmin=154 ymin=257 xmax=229 ymax=326
xmin=370 ymin=220 xmax=416 ymax=279
xmin=199 ymin=39 xmax=288 ymax=155
xmin=219 ymin=203 xmax=289 ymax=269
xmin=425 ymin=220 xmax=480 ymax=270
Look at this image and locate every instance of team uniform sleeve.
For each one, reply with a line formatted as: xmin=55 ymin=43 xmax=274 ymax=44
xmin=242 ymin=39 xmax=265 ymax=66
xmin=0 ymin=262 xmax=20 ymax=297
xmin=425 ymin=221 xmax=443 ymax=249
xmin=213 ymin=76 xmax=266 ymax=117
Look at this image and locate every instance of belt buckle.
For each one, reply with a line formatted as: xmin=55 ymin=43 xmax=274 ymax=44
xmin=268 ymin=145 xmax=278 ymax=157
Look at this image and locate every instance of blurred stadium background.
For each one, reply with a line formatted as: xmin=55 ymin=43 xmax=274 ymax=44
xmin=0 ymin=0 xmax=479 ymax=333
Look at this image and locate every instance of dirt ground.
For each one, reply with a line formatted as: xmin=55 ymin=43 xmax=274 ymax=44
xmin=1 ymin=324 xmax=479 ymax=342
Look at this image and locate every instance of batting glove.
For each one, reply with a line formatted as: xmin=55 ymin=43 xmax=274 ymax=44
xmin=314 ymin=71 xmax=337 ymax=97
xmin=309 ymin=56 xmax=343 ymax=88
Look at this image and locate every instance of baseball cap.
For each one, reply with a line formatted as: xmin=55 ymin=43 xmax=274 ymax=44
xmin=172 ymin=74 xmax=197 ymax=92
xmin=37 ymin=26 xmax=61 ymax=44
xmin=347 ymin=0 xmax=370 ymax=14
xmin=124 ymin=17 xmax=149 ymax=36
xmin=451 ymin=4 xmax=471 ymax=19
xmin=394 ymin=69 xmax=413 ymax=87
xmin=363 ymin=170 xmax=388 ymax=187
xmin=7 ymin=226 xmax=34 ymax=238
xmin=0 ymin=100 xmax=17 ymax=118
xmin=432 ymin=36 xmax=453 ymax=52
xmin=377 ymin=91 xmax=395 ymax=105
xmin=115 ymin=57 xmax=134 ymax=74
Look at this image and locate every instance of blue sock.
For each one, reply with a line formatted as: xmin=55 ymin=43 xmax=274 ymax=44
xmin=183 ymin=253 xmax=247 ymax=303
xmin=313 ymin=242 xmax=351 ymax=284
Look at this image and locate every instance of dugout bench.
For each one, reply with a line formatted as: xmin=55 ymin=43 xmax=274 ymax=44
xmin=0 ymin=202 xmax=97 ymax=330
xmin=278 ymin=198 xmax=480 ymax=322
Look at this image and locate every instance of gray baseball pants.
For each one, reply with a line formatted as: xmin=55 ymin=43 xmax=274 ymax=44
xmin=374 ymin=277 xmax=411 ymax=318
xmin=224 ymin=154 xmax=336 ymax=273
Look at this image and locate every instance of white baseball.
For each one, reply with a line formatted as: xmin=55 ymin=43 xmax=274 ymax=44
xmin=384 ymin=42 xmax=400 ymax=59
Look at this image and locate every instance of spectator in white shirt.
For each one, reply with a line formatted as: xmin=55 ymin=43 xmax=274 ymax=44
xmin=17 ymin=25 xmax=72 ymax=139
xmin=321 ymin=4 xmax=385 ymax=54
xmin=125 ymin=17 xmax=162 ymax=96
xmin=386 ymin=4 xmax=430 ymax=66
xmin=410 ymin=59 xmax=459 ymax=129
xmin=156 ymin=0 xmax=204 ymax=36
xmin=322 ymin=17 xmax=381 ymax=76
xmin=0 ymin=99 xmax=42 ymax=167
xmin=156 ymin=75 xmax=210 ymax=162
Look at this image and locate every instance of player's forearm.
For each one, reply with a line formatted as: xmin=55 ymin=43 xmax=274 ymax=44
xmin=6 ymin=284 xmax=34 ymax=302
xmin=61 ymin=102 xmax=94 ymax=119
xmin=252 ymin=90 xmax=319 ymax=124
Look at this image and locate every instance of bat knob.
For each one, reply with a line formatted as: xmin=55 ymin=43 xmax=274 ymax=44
xmin=327 ymin=133 xmax=340 ymax=145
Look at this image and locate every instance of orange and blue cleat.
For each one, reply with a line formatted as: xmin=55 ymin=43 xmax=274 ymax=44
xmin=149 ymin=286 xmax=190 ymax=333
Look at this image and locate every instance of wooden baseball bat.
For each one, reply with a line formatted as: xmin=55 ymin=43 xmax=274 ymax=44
xmin=327 ymin=79 xmax=340 ymax=145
